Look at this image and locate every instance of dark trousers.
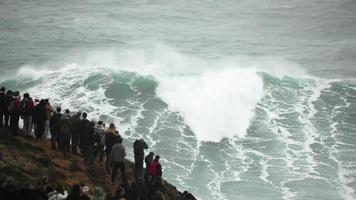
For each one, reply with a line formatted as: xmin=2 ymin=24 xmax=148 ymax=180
xmin=111 ymin=161 xmax=126 ymax=184
xmin=105 ymin=151 xmax=111 ymax=173
xmin=81 ymin=145 xmax=94 ymax=165
xmin=35 ymin=121 xmax=45 ymax=139
xmin=10 ymin=114 xmax=20 ymax=136
xmin=94 ymin=145 xmax=104 ymax=162
xmin=134 ymin=159 xmax=144 ymax=180
xmin=0 ymin=112 xmax=3 ymax=127
xmin=4 ymin=112 xmax=9 ymax=127
xmin=61 ymin=139 xmax=70 ymax=159
xmin=71 ymin=134 xmax=79 ymax=154
xmin=50 ymin=129 xmax=57 ymax=150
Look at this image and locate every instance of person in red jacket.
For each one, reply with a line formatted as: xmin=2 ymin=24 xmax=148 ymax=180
xmin=149 ymin=155 xmax=162 ymax=183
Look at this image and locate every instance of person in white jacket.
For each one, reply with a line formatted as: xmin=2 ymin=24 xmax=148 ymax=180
xmin=47 ymin=185 xmax=68 ymax=200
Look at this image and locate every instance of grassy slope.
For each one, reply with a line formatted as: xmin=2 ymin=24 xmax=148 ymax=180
xmin=0 ymin=128 xmax=183 ymax=200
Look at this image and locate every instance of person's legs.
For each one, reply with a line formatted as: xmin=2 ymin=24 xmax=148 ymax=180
xmin=26 ymin=116 xmax=32 ymax=136
xmin=111 ymin=162 xmax=119 ymax=183
xmin=0 ymin=112 xmax=3 ymax=127
xmin=43 ymin=120 xmax=50 ymax=139
xmin=50 ymin=130 xmax=57 ymax=150
xmin=4 ymin=111 xmax=9 ymax=127
xmin=71 ymin=135 xmax=78 ymax=154
xmin=98 ymin=145 xmax=104 ymax=162
xmin=118 ymin=162 xmax=127 ymax=183
xmin=105 ymin=152 xmax=111 ymax=173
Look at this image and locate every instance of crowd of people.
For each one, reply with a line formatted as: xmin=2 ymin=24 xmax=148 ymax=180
xmin=0 ymin=87 xmax=196 ymax=200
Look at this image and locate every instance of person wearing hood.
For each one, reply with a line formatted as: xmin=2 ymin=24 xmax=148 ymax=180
xmin=21 ymin=93 xmax=34 ymax=137
xmin=94 ymin=121 xmax=106 ymax=162
xmin=111 ymin=137 xmax=127 ymax=185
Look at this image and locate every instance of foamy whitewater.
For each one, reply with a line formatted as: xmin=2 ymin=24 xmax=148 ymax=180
xmin=1 ymin=0 xmax=356 ymax=199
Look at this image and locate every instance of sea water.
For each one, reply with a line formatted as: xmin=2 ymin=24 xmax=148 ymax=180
xmin=1 ymin=0 xmax=356 ymax=199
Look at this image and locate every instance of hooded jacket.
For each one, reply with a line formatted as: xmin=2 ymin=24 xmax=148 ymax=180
xmin=110 ymin=143 xmax=126 ymax=163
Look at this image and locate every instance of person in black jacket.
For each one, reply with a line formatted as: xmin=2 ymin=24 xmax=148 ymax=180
xmin=20 ymin=93 xmax=34 ymax=137
xmin=79 ymin=113 xmax=94 ymax=166
xmin=33 ymin=100 xmax=47 ymax=140
xmin=133 ymin=138 xmax=148 ymax=181
xmin=105 ymin=123 xmax=117 ymax=173
xmin=60 ymin=120 xmax=72 ymax=159
xmin=50 ymin=107 xmax=62 ymax=150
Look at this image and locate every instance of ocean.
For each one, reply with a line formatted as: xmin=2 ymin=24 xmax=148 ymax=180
xmin=1 ymin=0 xmax=356 ymax=199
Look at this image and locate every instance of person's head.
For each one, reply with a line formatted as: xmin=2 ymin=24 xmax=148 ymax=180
xmin=77 ymin=111 xmax=82 ymax=116
xmin=81 ymin=185 xmax=90 ymax=196
xmin=23 ymin=93 xmax=30 ymax=98
xmin=154 ymin=155 xmax=160 ymax=161
xmin=13 ymin=91 xmax=20 ymax=97
xmin=56 ymin=107 xmax=61 ymax=113
xmin=149 ymin=152 xmax=154 ymax=157
xmin=44 ymin=99 xmax=49 ymax=105
xmin=0 ymin=87 xmax=5 ymax=92
xmin=98 ymin=121 xmax=103 ymax=126
xmin=107 ymin=123 xmax=116 ymax=134
xmin=6 ymin=90 xmax=12 ymax=95
xmin=65 ymin=109 xmax=70 ymax=114
xmin=116 ymin=136 xmax=123 ymax=144
xmin=82 ymin=112 xmax=87 ymax=119
xmin=114 ymin=130 xmax=119 ymax=136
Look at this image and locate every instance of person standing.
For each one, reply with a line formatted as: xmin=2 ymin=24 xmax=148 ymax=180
xmin=79 ymin=113 xmax=94 ymax=165
xmin=133 ymin=138 xmax=148 ymax=181
xmin=94 ymin=121 xmax=106 ymax=162
xmin=105 ymin=123 xmax=117 ymax=173
xmin=111 ymin=137 xmax=127 ymax=185
xmin=33 ymin=100 xmax=47 ymax=139
xmin=3 ymin=90 xmax=12 ymax=127
xmin=149 ymin=155 xmax=162 ymax=183
xmin=21 ymin=93 xmax=34 ymax=137
xmin=43 ymin=99 xmax=54 ymax=139
xmin=8 ymin=91 xmax=21 ymax=136
xmin=50 ymin=107 xmax=62 ymax=150
xmin=0 ymin=87 xmax=5 ymax=127
xmin=59 ymin=120 xmax=72 ymax=159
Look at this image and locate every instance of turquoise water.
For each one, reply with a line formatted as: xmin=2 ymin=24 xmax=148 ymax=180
xmin=1 ymin=0 xmax=356 ymax=199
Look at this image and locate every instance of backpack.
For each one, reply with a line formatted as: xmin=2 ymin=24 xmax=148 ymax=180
xmin=22 ymin=99 xmax=34 ymax=115
xmin=8 ymin=98 xmax=20 ymax=114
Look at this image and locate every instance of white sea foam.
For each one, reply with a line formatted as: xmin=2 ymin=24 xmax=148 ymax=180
xmin=11 ymin=44 xmax=310 ymax=143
